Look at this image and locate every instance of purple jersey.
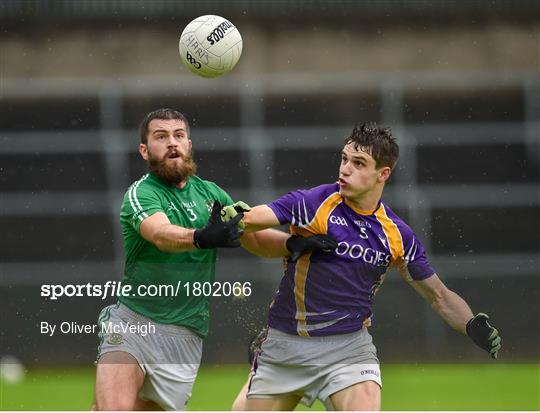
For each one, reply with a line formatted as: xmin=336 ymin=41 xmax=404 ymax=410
xmin=267 ymin=183 xmax=434 ymax=337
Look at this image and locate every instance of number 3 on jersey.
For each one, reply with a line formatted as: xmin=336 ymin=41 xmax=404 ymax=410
xmin=186 ymin=207 xmax=197 ymax=221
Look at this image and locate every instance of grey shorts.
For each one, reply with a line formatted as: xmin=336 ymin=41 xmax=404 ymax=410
xmin=247 ymin=327 xmax=381 ymax=408
xmin=96 ymin=303 xmax=202 ymax=411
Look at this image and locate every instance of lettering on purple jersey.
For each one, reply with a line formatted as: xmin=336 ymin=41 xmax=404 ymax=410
xmin=267 ymin=183 xmax=435 ymax=337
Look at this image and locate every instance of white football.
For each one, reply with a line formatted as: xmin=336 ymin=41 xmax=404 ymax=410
xmin=179 ymin=15 xmax=243 ymax=78
xmin=0 ymin=355 xmax=26 ymax=384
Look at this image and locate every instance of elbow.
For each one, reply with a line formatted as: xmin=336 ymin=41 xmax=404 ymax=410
xmin=152 ymin=234 xmax=178 ymax=253
xmin=153 ymin=238 xmax=171 ymax=252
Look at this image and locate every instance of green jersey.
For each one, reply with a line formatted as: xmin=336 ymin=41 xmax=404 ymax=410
xmin=118 ymin=172 xmax=233 ymax=337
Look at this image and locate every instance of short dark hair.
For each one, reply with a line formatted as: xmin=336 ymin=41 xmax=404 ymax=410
xmin=139 ymin=108 xmax=190 ymax=144
xmin=344 ymin=123 xmax=399 ymax=169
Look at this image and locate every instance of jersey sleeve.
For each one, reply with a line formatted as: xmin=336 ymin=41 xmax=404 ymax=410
xmin=267 ymin=189 xmax=318 ymax=227
xmin=400 ymin=229 xmax=435 ymax=281
xmin=120 ymin=183 xmax=163 ymax=233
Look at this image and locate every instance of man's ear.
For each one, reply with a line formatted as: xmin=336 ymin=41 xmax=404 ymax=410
xmin=139 ymin=143 xmax=148 ymax=161
xmin=378 ymin=166 xmax=392 ymax=183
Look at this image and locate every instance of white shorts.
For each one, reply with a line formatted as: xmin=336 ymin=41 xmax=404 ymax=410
xmin=96 ymin=303 xmax=202 ymax=410
xmin=247 ymin=327 xmax=381 ymax=408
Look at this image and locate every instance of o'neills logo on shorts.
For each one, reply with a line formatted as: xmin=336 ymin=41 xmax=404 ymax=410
xmin=361 ymin=369 xmax=380 ymax=377
xmin=107 ymin=333 xmax=124 ymax=345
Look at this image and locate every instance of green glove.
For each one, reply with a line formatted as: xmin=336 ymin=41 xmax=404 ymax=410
xmin=466 ymin=313 xmax=502 ymax=359
xmin=221 ymin=201 xmax=251 ymax=230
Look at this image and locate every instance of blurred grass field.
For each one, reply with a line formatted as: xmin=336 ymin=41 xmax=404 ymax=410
xmin=1 ymin=364 xmax=538 ymax=410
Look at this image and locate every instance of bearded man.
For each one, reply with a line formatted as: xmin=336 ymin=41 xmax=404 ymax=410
xmin=93 ymin=107 xmax=242 ymax=411
xmin=93 ymin=108 xmax=335 ymax=411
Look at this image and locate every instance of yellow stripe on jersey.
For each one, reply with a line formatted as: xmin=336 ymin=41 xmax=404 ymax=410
xmin=306 ymin=192 xmax=343 ymax=234
xmin=289 ymin=191 xmax=342 ymax=236
xmin=288 ymin=192 xmax=341 ymax=336
xmin=375 ymin=203 xmax=405 ymax=263
xmin=293 ymin=253 xmax=312 ymax=336
xmin=290 ymin=226 xmax=313 ymax=237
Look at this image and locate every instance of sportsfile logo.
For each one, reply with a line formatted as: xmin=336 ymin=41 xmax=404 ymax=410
xmin=40 ymin=281 xmax=252 ymax=300
xmin=330 ymin=215 xmax=348 ymax=226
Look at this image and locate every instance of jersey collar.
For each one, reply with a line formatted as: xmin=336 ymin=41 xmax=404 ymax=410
xmin=343 ymin=197 xmax=381 ymax=216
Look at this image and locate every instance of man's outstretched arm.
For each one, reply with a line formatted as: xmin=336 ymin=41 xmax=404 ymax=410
xmin=240 ymin=228 xmax=290 ymax=258
xmin=409 ymin=274 xmax=501 ymax=358
xmin=140 ymin=212 xmax=196 ymax=252
xmin=409 ymin=274 xmax=473 ymax=333
xmin=222 ymin=203 xmax=337 ymax=260
xmin=140 ymin=201 xmax=242 ymax=252
xmin=219 ymin=203 xmax=286 ymax=257
xmin=243 ymin=204 xmax=282 ymax=233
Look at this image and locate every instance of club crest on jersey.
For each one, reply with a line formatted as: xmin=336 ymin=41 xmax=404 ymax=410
xmin=205 ymin=200 xmax=214 ymax=213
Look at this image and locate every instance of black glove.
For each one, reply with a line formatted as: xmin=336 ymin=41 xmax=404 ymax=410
xmin=466 ymin=313 xmax=502 ymax=359
xmin=248 ymin=327 xmax=268 ymax=365
xmin=286 ymin=234 xmax=338 ymax=262
xmin=193 ymin=201 xmax=243 ymax=249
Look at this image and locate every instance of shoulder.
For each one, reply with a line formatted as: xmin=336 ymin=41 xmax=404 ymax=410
xmin=124 ymin=174 xmax=153 ymax=197
xmin=307 ymin=182 xmax=340 ymax=199
xmin=122 ymin=174 xmax=163 ymax=208
xmin=191 ymin=176 xmax=228 ymax=195
xmin=192 ymin=175 xmax=218 ymax=190
xmin=286 ymin=182 xmax=340 ymax=204
xmin=270 ymin=182 xmax=340 ymax=211
xmin=379 ymin=202 xmax=415 ymax=242
xmin=120 ymin=174 xmax=164 ymax=221
xmin=190 ymin=176 xmax=232 ymax=203
xmin=268 ymin=183 xmax=340 ymax=229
